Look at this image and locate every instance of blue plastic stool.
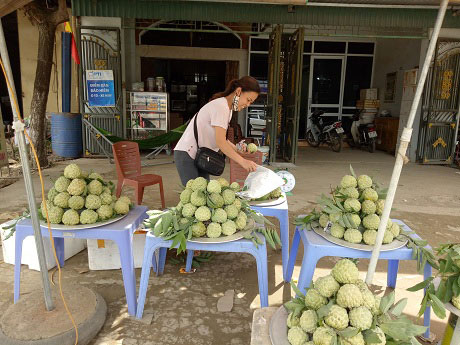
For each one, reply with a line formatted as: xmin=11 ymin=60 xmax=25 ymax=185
xmin=285 ymin=219 xmax=432 ymax=339
xmin=14 ymin=206 xmax=148 ymax=316
xmin=185 ymin=198 xmax=289 ymax=279
xmin=136 ymin=232 xmax=269 ymax=319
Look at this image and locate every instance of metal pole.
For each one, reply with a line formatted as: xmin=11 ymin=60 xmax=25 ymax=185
xmin=0 ymin=21 xmax=54 ymax=310
xmin=365 ymin=0 xmax=449 ymax=285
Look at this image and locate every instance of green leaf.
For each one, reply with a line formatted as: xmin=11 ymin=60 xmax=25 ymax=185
xmin=453 ymin=278 xmax=460 ymax=297
xmin=363 ymin=329 xmax=381 ymax=344
xmin=435 ymin=279 xmax=447 ymax=301
xmin=407 ymin=277 xmax=433 ymax=292
xmin=338 ymin=327 xmax=359 ymax=339
xmin=380 ymin=291 xmax=395 ymax=314
xmin=349 ymin=165 xmax=357 ymax=178
xmin=390 ymin=298 xmax=408 ymax=317
xmin=317 ymin=301 xmax=333 ymax=319
xmin=428 ymin=293 xmax=446 ymax=319
xmin=290 ymin=281 xmax=305 ymax=297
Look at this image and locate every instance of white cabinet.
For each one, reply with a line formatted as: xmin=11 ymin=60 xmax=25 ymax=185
xmin=129 ymin=92 xmax=168 ymax=139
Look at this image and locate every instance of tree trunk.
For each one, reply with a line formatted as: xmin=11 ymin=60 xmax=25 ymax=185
xmin=28 ymin=22 xmax=56 ymax=167
xmin=23 ymin=0 xmax=68 ymax=167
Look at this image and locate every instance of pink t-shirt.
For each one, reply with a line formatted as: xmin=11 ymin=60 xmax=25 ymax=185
xmin=174 ymin=97 xmax=232 ymax=159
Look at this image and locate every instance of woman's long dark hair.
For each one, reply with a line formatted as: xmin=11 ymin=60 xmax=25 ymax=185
xmin=210 ymin=76 xmax=260 ymax=101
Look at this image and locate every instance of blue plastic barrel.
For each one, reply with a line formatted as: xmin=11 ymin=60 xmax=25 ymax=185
xmin=51 ymin=112 xmax=82 ymax=158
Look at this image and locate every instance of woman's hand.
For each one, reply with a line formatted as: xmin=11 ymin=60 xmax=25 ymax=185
xmin=240 ymin=159 xmax=258 ymax=172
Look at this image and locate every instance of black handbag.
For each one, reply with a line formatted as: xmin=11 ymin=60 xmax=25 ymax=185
xmin=193 ymin=112 xmax=226 ymax=176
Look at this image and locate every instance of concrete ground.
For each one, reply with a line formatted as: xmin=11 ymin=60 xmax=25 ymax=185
xmin=1 ymin=146 xmax=460 ymax=344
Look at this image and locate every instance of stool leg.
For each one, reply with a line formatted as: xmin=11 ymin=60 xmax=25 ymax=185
xmin=135 ymin=186 xmax=144 ymax=205
xmin=185 ymin=250 xmax=194 ymax=272
xmin=279 ymin=209 xmax=289 ymax=281
xmin=136 ymin=243 xmax=156 ymax=319
xmin=54 ymin=237 xmax=65 ymax=268
xmin=14 ymin=232 xmax=27 ymax=303
xmin=249 ymin=239 xmax=269 ymax=308
xmin=423 ymin=260 xmax=432 ymax=339
xmin=285 ymin=228 xmax=301 ymax=283
xmin=297 ymin=246 xmax=320 ymax=295
xmin=158 ymin=247 xmax=167 ymax=275
xmin=116 ymin=233 xmax=137 ymax=316
xmin=159 ymin=180 xmax=165 ymax=209
xmin=387 ymin=260 xmax=399 ymax=288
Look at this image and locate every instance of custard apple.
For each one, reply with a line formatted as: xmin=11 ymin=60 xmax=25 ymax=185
xmin=48 ymin=206 xmax=64 ymax=224
xmin=325 ymin=305 xmax=349 ymax=330
xmin=180 ymin=188 xmax=193 ymax=204
xmin=230 ymin=182 xmax=241 ymax=192
xmin=344 ymin=229 xmax=363 ymax=244
xmin=55 ymin=176 xmax=70 ymax=192
xmin=288 ymin=326 xmax=308 ymax=345
xmin=232 ymin=199 xmax=242 ymax=211
xmin=114 ymin=200 xmax=129 ymax=214
xmin=383 ymin=230 xmax=394 ymax=244
xmin=348 ymin=214 xmax=361 ymax=228
xmin=48 ymin=187 xmax=59 ymax=203
xmin=88 ymin=172 xmax=103 ymax=180
xmin=319 ymin=214 xmax=329 ymax=228
xmin=367 ymin=327 xmax=386 ymax=345
xmin=191 ymin=177 xmax=208 ymax=191
xmin=330 ymin=212 xmax=342 ymax=223
xmin=191 ymin=222 xmax=207 ymax=237
xmin=54 ymin=192 xmax=71 ymax=209
xmin=287 ymin=312 xmax=300 ymax=328
xmin=349 ymin=306 xmax=373 ymax=330
xmin=361 ymin=188 xmax=378 ymax=202
xmin=341 ymin=330 xmax=365 ymax=345
xmin=373 ymin=296 xmax=382 ymax=316
xmin=331 ymin=224 xmax=345 ymax=239
xmin=211 ymin=208 xmax=228 ymax=223
xmin=85 ymin=194 xmax=102 ymax=210
xmin=389 ymin=223 xmax=401 ymax=237
xmin=191 ymin=190 xmax=207 ymax=207
xmin=208 ymin=193 xmax=224 ymax=208
xmin=355 ymin=279 xmax=370 ymax=293
xmin=176 ymin=201 xmax=184 ymax=212
xmin=217 ymin=177 xmax=230 ymax=188
xmin=207 ymin=180 xmax=222 ymax=194
xmin=40 ymin=200 xmax=53 ymax=218
xmin=100 ymin=192 xmax=113 ymax=205
xmin=62 ymin=209 xmax=80 ymax=226
xmin=314 ymin=275 xmax=340 ymax=298
xmin=206 ymin=222 xmax=222 ymax=238
xmin=312 ymin=326 xmax=335 ymax=345
xmin=97 ymin=205 xmax=113 ymax=220
xmin=271 ymin=187 xmax=282 ymax=198
xmin=452 ymin=294 xmax=460 ymax=310
xmin=80 ymin=209 xmax=98 ymax=224
xmin=80 ymin=170 xmax=89 ymax=179
xmin=88 ymin=179 xmax=103 ymax=195
xmin=361 ymin=200 xmax=376 ymax=215
xmin=363 ymin=214 xmax=380 ymax=230
xmin=248 ymin=143 xmax=258 ymax=153
xmin=118 ymin=196 xmax=131 ymax=205
xmin=186 ymin=179 xmax=194 ymax=189
xmin=182 ymin=203 xmax=197 ymax=218
xmin=337 ymin=284 xmax=363 ymax=308
xmin=375 ymin=199 xmax=385 ymax=215
xmin=305 ymin=288 xmax=327 ymax=310
xmin=221 ymin=220 xmax=237 ymax=236
xmin=67 ymin=178 xmax=86 ymax=196
xmin=64 ymin=164 xmax=82 ymax=179
xmin=68 ymin=195 xmax=85 ymax=210
xmin=224 ymin=205 xmax=239 ymax=219
xmin=361 ymin=289 xmax=377 ymax=314
xmin=332 ymin=259 xmax=359 ymax=284
xmin=299 ymin=309 xmax=318 ymax=333
xmin=344 ymin=199 xmax=361 ymax=213
xmin=235 ymin=211 xmax=247 ymax=230
xmin=341 ymin=187 xmax=359 ymax=199
xmin=341 ymin=175 xmax=357 ymax=189
xmin=195 ymin=206 xmax=211 ymax=221
xmin=363 ymin=230 xmax=377 ymax=245
xmin=222 ymin=189 xmax=236 ymax=205
xmin=357 ymin=175 xmax=373 ymax=190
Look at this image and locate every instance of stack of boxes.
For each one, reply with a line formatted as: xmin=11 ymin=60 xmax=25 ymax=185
xmin=356 ymin=88 xmax=380 ymax=124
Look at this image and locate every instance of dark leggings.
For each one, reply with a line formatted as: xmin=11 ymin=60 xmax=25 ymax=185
xmin=174 ymin=150 xmax=210 ymax=186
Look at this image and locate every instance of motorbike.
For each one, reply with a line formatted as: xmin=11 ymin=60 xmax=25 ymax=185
xmin=342 ymin=110 xmax=377 ymax=153
xmin=306 ymin=110 xmax=343 ymax=152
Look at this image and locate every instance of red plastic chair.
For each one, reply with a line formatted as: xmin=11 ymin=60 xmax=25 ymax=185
xmin=112 ymin=141 xmax=165 ymax=207
xmin=230 ymin=151 xmax=263 ymax=187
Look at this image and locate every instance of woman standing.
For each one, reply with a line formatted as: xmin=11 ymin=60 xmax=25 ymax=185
xmin=174 ymin=76 xmax=260 ymax=186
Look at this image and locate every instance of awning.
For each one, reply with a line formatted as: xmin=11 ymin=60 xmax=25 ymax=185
xmin=72 ymin=0 xmax=460 ymax=29
xmin=0 ymin=0 xmax=33 ymax=17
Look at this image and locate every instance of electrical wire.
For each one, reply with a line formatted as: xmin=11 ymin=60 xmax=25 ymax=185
xmin=0 ymin=57 xmax=79 ymax=345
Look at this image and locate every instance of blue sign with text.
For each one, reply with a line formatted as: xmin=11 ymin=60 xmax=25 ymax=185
xmin=86 ymin=70 xmax=115 ymax=107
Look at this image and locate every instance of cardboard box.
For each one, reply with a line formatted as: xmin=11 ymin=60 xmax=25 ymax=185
xmin=360 ymin=88 xmax=378 ymax=100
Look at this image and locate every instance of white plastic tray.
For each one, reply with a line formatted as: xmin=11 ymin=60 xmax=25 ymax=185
xmin=248 ymin=195 xmax=286 ymax=207
xmin=269 ymin=305 xmax=290 ymax=345
xmin=39 ymin=214 xmax=127 ymax=231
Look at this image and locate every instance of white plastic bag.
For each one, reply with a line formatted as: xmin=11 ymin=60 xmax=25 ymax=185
xmin=237 ymin=166 xmax=284 ymax=200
